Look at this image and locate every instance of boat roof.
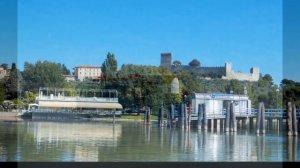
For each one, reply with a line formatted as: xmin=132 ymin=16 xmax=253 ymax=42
xmin=38 ymin=101 xmax=122 ymax=109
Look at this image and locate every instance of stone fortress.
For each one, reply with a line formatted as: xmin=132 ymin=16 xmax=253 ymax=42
xmin=160 ymin=53 xmax=260 ymax=82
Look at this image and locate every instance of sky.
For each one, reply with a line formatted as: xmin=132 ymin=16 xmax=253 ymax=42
xmin=283 ymin=0 xmax=300 ymax=83
xmin=0 ymin=0 xmax=17 ymax=66
xmin=16 ymin=0 xmax=283 ymax=83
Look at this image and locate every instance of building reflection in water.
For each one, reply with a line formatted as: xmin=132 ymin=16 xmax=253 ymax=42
xmin=31 ymin=122 xmax=121 ymax=161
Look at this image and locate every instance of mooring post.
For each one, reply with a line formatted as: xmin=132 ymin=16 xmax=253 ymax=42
xmin=203 ymin=104 xmax=207 ymax=130
xmin=292 ymin=103 xmax=298 ymax=136
xmin=180 ymin=103 xmax=184 ymax=128
xmin=287 ymin=102 xmax=293 ymax=136
xmin=220 ymin=119 xmax=224 ymax=130
xmin=171 ymin=104 xmax=175 ymax=127
xmin=268 ymin=118 xmax=273 ymax=131
xmin=198 ymin=104 xmax=203 ymax=130
xmin=144 ymin=108 xmax=147 ymax=125
xmin=279 ymin=118 xmax=283 ymax=131
xmin=184 ymin=103 xmax=188 ymax=129
xmin=147 ymin=107 xmax=151 ymax=124
xmin=242 ymin=118 xmax=247 ymax=129
xmin=298 ymin=110 xmax=300 ymax=133
xmin=214 ymin=119 xmax=218 ymax=131
xmin=113 ymin=110 xmax=116 ymax=125
xmin=225 ymin=102 xmax=230 ymax=132
xmin=230 ymin=102 xmax=237 ymax=132
xmin=158 ymin=105 xmax=163 ymax=127
xmin=188 ymin=103 xmax=192 ymax=129
xmin=261 ymin=103 xmax=265 ymax=134
xmin=256 ymin=103 xmax=262 ymax=134
xmin=249 ymin=117 xmax=254 ymax=129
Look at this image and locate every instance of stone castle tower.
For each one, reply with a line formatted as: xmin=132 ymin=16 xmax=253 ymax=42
xmin=160 ymin=53 xmax=172 ymax=69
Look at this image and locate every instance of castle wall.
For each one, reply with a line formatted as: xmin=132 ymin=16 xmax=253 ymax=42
xmin=161 ymin=53 xmax=260 ymax=82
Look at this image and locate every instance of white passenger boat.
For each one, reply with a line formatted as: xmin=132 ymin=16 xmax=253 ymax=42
xmin=22 ymin=87 xmax=123 ymax=119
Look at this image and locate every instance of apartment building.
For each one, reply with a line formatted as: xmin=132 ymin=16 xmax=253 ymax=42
xmin=73 ymin=66 xmax=102 ymax=81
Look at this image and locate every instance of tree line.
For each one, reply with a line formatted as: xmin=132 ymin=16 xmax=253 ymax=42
xmin=0 ymin=53 xmax=298 ymax=111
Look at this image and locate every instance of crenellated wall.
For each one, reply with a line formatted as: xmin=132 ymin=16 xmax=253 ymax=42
xmin=161 ymin=53 xmax=260 ymax=82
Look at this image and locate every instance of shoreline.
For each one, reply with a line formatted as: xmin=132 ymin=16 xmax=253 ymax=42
xmin=0 ymin=112 xmax=158 ymax=122
xmin=0 ymin=111 xmax=20 ymax=121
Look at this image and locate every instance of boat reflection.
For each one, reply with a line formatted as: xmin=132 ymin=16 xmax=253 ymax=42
xmin=29 ymin=121 xmax=121 ymax=161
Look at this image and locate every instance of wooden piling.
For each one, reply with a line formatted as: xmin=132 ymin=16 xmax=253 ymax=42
xmin=170 ymin=104 xmax=175 ymax=126
xmin=158 ymin=105 xmax=164 ymax=127
xmin=147 ymin=107 xmax=151 ymax=124
xmin=180 ymin=103 xmax=184 ymax=128
xmin=220 ymin=119 xmax=224 ymax=130
xmin=203 ymin=104 xmax=207 ymax=130
xmin=113 ymin=111 xmax=116 ymax=125
xmin=230 ymin=102 xmax=237 ymax=132
xmin=249 ymin=118 xmax=254 ymax=129
xmin=242 ymin=118 xmax=247 ymax=129
xmin=256 ymin=103 xmax=262 ymax=134
xmin=261 ymin=103 xmax=265 ymax=134
xmin=144 ymin=109 xmax=147 ymax=125
xmin=211 ymin=119 xmax=214 ymax=131
xmin=184 ymin=104 xmax=188 ymax=128
xmin=287 ymin=102 xmax=293 ymax=136
xmin=214 ymin=119 xmax=218 ymax=131
xmin=292 ymin=103 xmax=298 ymax=136
xmin=278 ymin=118 xmax=283 ymax=131
xmin=268 ymin=118 xmax=273 ymax=131
xmin=198 ymin=104 xmax=203 ymax=130
xmin=225 ymin=102 xmax=230 ymax=132
xmin=298 ymin=114 xmax=300 ymax=133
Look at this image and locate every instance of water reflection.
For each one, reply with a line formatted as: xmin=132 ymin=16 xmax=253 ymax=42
xmin=287 ymin=136 xmax=298 ymax=161
xmin=0 ymin=121 xmax=299 ymax=161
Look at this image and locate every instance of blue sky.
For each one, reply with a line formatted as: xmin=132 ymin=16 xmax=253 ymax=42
xmin=17 ymin=0 xmax=283 ymax=83
xmin=0 ymin=0 xmax=17 ymax=66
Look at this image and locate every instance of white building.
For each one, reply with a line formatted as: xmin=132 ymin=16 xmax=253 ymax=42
xmin=192 ymin=93 xmax=252 ymax=117
xmin=63 ymin=75 xmax=75 ymax=82
xmin=73 ymin=66 xmax=102 ymax=81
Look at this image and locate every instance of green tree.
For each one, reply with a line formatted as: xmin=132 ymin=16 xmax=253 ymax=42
xmin=188 ymin=59 xmax=200 ymax=67
xmin=263 ymin=74 xmax=273 ymax=83
xmin=22 ymin=61 xmax=66 ymax=93
xmin=22 ymin=91 xmax=37 ymax=105
xmin=0 ymin=81 xmax=5 ymax=104
xmin=173 ymin=60 xmax=182 ymax=66
xmin=281 ymin=79 xmax=300 ymax=107
xmin=102 ymin=52 xmax=117 ymax=77
xmin=225 ymin=79 xmax=244 ymax=94
xmin=5 ymin=63 xmax=21 ymax=100
xmin=59 ymin=64 xmax=71 ymax=75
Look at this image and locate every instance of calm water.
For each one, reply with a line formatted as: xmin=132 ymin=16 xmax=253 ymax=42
xmin=0 ymin=120 xmax=299 ymax=162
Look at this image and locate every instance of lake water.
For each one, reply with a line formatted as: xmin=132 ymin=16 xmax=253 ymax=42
xmin=0 ymin=120 xmax=299 ymax=162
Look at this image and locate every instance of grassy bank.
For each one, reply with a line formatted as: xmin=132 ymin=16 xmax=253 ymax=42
xmin=120 ymin=114 xmax=158 ymax=121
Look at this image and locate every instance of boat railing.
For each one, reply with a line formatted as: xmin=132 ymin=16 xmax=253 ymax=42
xmin=37 ymin=96 xmax=118 ymax=102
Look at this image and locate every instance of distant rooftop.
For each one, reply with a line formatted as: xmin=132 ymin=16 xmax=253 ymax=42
xmin=74 ymin=65 xmax=102 ymax=69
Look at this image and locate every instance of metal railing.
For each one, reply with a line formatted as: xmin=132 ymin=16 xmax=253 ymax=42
xmin=37 ymin=96 xmax=119 ymax=102
xmin=181 ymin=106 xmax=300 ymax=120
